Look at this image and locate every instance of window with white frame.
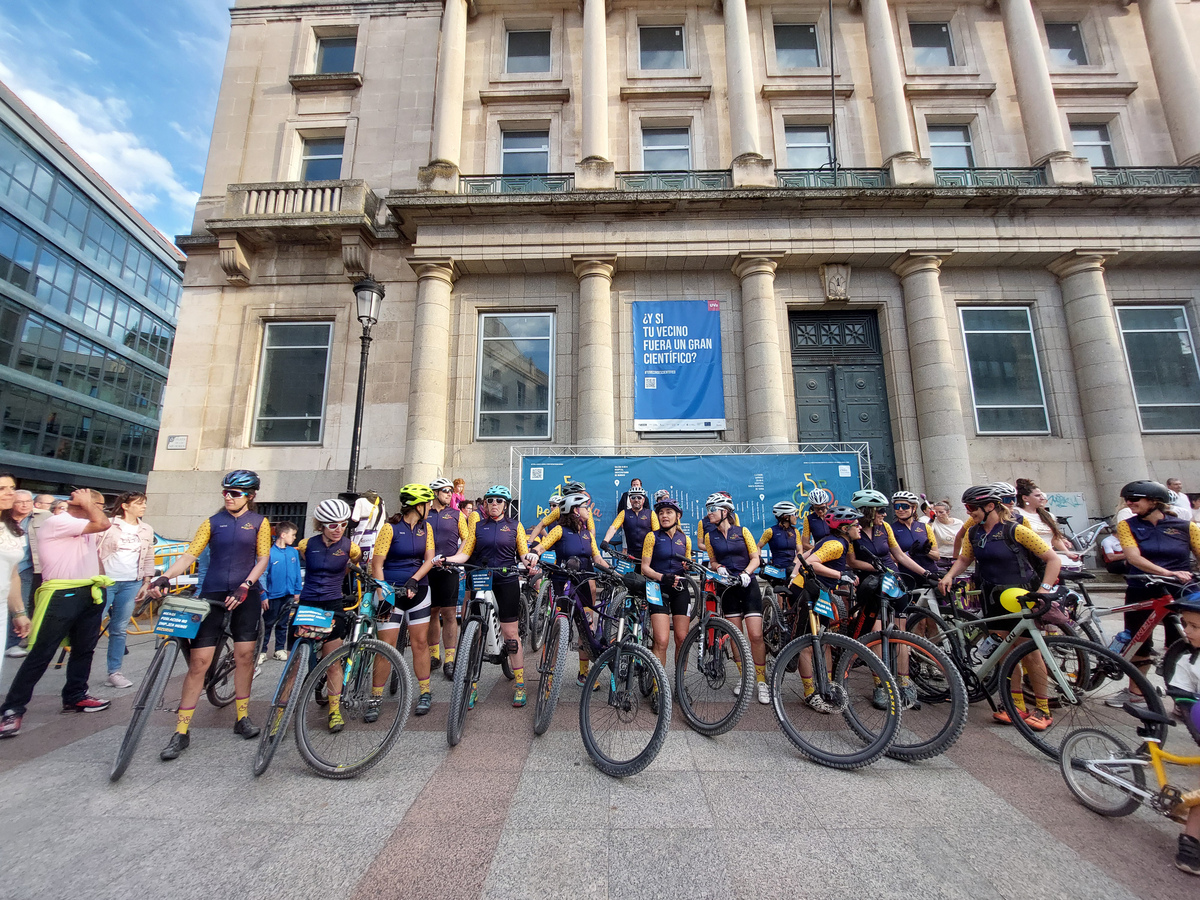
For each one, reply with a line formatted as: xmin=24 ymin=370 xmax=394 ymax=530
xmin=1116 ymin=306 xmax=1200 ymax=432
xmin=300 ymin=136 xmax=344 ymax=180
xmin=476 ymin=313 xmax=554 ymax=439
xmin=501 ymin=130 xmax=550 ymax=175
xmin=928 ymin=124 xmax=974 ymax=168
xmin=784 ymin=125 xmax=832 ymax=169
xmin=316 ymin=36 xmax=356 ymax=74
xmin=1045 ymin=23 xmax=1088 ymax=67
xmin=642 ymin=126 xmax=691 ymax=170
xmin=774 ymin=23 xmax=819 ymax=69
xmin=909 ymin=23 xmax=956 ymax=67
xmin=959 ymin=307 xmax=1050 ymax=434
xmin=254 ymin=322 xmax=333 ymax=444
xmin=1070 ymin=122 xmax=1115 ymax=167
xmin=639 ymin=25 xmax=685 ymax=70
xmin=506 ymin=30 xmax=551 ymax=74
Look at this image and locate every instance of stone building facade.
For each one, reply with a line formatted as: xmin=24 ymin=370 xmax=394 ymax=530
xmin=151 ymin=0 xmax=1200 ymax=536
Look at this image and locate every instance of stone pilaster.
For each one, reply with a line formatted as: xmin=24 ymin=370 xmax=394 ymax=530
xmin=403 ymin=258 xmax=456 ymax=484
xmin=572 ymin=255 xmax=618 ymax=450
xmin=1048 ymin=250 xmax=1148 ymax=507
xmin=733 ymin=254 xmax=789 ymax=445
xmin=421 ymin=0 xmax=468 ymax=192
xmin=1138 ymin=0 xmax=1200 ymax=165
xmin=892 ymin=252 xmax=973 ymax=504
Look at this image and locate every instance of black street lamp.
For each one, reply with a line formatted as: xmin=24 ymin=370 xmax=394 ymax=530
xmin=346 ymin=275 xmax=384 ymax=493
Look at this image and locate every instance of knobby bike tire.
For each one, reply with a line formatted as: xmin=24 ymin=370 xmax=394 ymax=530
xmin=771 ymin=632 xmax=901 ymax=770
xmin=253 ymin=640 xmax=312 ymax=776
xmin=762 ymin=586 xmax=784 ymax=660
xmin=111 ymin=638 xmax=179 ymax=782
xmin=1058 ymin=727 xmax=1145 ymax=817
xmin=517 ymin=591 xmax=530 ymax=649
xmin=674 ymin=615 xmax=754 ymax=736
xmin=859 ymin=629 xmax=968 ymax=761
xmin=447 ymin=619 xmax=482 ymax=746
xmin=903 ymin=607 xmax=994 ymax=703
xmin=578 ymin=642 xmax=671 ymax=777
xmin=601 ymin=586 xmax=629 ymax=647
xmin=527 ymin=578 xmax=551 ymax=652
xmin=999 ymin=634 xmax=1167 ymax=760
xmin=533 ymin=614 xmax=569 ymax=736
xmin=501 ymin=647 xmax=516 ymax=681
xmin=294 ymin=638 xmax=412 ymax=778
xmin=205 ymin=634 xmax=238 ymax=708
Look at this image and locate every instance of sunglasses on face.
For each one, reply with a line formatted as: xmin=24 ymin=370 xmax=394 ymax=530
xmin=964 ymin=503 xmax=981 ymax=513
xmin=893 ymin=503 xmax=911 ymax=510
xmin=222 ymin=490 xmax=248 ymax=499
xmin=323 ymin=521 xmax=347 ymax=529
xmin=485 ymin=498 xmax=506 ymax=504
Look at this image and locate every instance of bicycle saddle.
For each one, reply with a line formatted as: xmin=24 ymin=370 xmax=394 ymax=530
xmin=1123 ymin=702 xmax=1175 ymax=726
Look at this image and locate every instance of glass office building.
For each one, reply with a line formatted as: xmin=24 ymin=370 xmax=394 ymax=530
xmin=0 ymin=81 xmax=182 ymax=493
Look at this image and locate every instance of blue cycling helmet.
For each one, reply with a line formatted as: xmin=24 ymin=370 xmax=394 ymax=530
xmin=221 ymin=469 xmax=260 ymax=491
xmin=483 ymin=484 xmax=512 ymax=502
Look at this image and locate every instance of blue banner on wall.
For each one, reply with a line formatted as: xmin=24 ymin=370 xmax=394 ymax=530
xmin=518 ymin=453 xmax=862 ymax=550
xmin=633 ymin=300 xmax=725 ymax=431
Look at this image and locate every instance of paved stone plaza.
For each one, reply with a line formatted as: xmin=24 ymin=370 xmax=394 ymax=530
xmin=1 ymin=621 xmax=1194 ymax=900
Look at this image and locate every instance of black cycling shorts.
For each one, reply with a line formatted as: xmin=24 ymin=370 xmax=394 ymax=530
xmin=719 ymin=578 xmax=763 ymax=618
xmin=494 ymin=576 xmax=521 ymax=624
xmin=428 ymin=568 xmax=460 ymax=609
xmin=192 ymin=590 xmax=262 ymax=648
xmin=648 ymin=578 xmax=692 ymax=617
xmin=977 ymin=581 xmax=1033 ymax=633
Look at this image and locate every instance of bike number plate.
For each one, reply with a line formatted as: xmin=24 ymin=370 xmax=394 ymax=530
xmin=540 ymin=551 xmax=556 ymax=565
xmin=293 ymin=605 xmax=335 ymax=629
xmin=155 ymin=607 xmax=204 ymax=638
xmin=814 ymin=590 xmax=835 ymax=619
xmin=645 ymin=582 xmax=663 ymax=604
xmin=763 ymin=564 xmax=786 ymax=580
xmin=614 ymin=558 xmax=634 ymax=575
xmin=470 ymin=570 xmax=493 ymax=592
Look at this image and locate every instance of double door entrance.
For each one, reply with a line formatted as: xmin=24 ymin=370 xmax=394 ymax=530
xmin=790 ymin=312 xmax=898 ymax=499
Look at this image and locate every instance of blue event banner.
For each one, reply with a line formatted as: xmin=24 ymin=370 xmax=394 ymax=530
xmin=633 ymin=299 xmax=725 ymax=431
xmin=519 ymin=453 xmax=862 ymax=551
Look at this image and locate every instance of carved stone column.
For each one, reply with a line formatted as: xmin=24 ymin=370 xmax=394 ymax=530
xmin=573 ymin=255 xmax=617 ymax=449
xmin=403 ymin=258 xmax=456 ymax=483
xmin=733 ymin=254 xmax=789 ymax=444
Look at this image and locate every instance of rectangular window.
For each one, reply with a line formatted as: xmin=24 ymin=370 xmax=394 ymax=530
xmin=774 ymin=23 xmax=819 ymax=69
xmin=639 ymin=25 xmax=685 ymax=70
xmin=928 ymin=124 xmax=974 ymax=168
xmin=960 ymin=307 xmax=1050 ymax=434
xmin=642 ymin=126 xmax=691 ymax=171
xmin=1045 ymin=23 xmax=1088 ymax=67
xmin=506 ymin=30 xmax=551 ymax=74
xmin=476 ymin=313 xmax=553 ymax=439
xmin=501 ymin=130 xmax=550 ymax=175
xmin=301 ymin=136 xmax=344 ymax=181
xmin=909 ymin=23 xmax=956 ymax=67
xmin=1116 ymin=306 xmax=1200 ymax=432
xmin=1070 ymin=122 xmax=1116 ymax=167
xmin=316 ymin=37 xmax=357 ymax=74
xmin=253 ymin=322 xmax=332 ymax=444
xmin=784 ymin=125 xmax=832 ymax=169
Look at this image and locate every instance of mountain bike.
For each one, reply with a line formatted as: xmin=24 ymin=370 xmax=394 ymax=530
xmin=110 ymin=596 xmax=257 ymax=781
xmin=523 ymin=568 xmax=552 ymax=653
xmin=290 ymin=567 xmax=413 ymax=778
xmin=762 ymin=565 xmax=847 ymax=667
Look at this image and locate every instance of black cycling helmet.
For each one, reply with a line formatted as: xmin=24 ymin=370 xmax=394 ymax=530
xmin=654 ymin=495 xmax=682 ymax=515
xmin=1166 ymin=591 xmax=1200 ymax=616
xmin=222 ymin=469 xmax=260 ymax=492
xmin=1120 ymin=480 xmax=1171 ymax=503
xmin=962 ymin=484 xmax=1006 ymax=506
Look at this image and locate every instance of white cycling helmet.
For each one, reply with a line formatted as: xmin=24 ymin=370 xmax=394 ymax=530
xmin=807 ymin=488 xmax=833 ymax=507
xmin=891 ymin=491 xmax=920 ymax=505
xmin=562 ymin=491 xmax=592 ymax=514
xmin=314 ymin=498 xmax=352 ymax=524
xmin=851 ymin=489 xmax=889 ymax=510
xmin=429 ymin=477 xmax=453 ymax=492
xmin=773 ymin=501 xmax=799 ymax=518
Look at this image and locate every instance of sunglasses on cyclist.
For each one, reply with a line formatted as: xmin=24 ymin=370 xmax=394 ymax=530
xmin=322 ymin=521 xmax=347 ymax=529
xmin=964 ymin=503 xmax=981 ymax=513
xmin=222 ymin=490 xmax=248 ymax=499
xmin=893 ymin=503 xmax=912 ymax=510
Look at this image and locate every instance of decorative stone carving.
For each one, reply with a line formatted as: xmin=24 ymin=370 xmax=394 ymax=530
xmin=218 ymin=236 xmax=250 ymax=286
xmin=341 ymin=233 xmax=372 ymax=282
xmin=820 ymin=264 xmax=851 ymax=302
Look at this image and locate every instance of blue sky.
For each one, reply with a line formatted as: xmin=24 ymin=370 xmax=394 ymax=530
xmin=0 ymin=1 xmax=231 ymax=243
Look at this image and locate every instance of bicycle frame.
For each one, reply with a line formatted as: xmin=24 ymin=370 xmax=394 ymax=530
xmin=1082 ymin=740 xmax=1200 ymax=808
xmin=1094 ymin=589 xmax=1183 ymax=663
xmin=544 ymin=564 xmax=626 ymax=660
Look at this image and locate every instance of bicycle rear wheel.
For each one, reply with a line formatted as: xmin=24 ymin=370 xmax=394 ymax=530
xmin=295 ymin=639 xmax=412 ymax=778
xmin=999 ymin=635 xmax=1167 ymax=760
xmin=771 ymin=632 xmax=901 ymax=770
xmin=579 ymin=642 xmax=671 ymax=777
xmin=111 ymin=638 xmax=178 ymax=782
xmin=253 ymin=641 xmax=311 ymax=776
xmin=533 ymin=614 xmax=568 ymax=736
xmin=1058 ymin=727 xmax=1145 ymax=817
xmin=674 ymin=615 xmax=753 ymax=736
xmin=527 ymin=578 xmax=550 ymax=652
xmin=447 ymin=619 xmax=482 ymax=746
xmin=859 ymin=630 xmax=968 ymax=761
xmin=205 ymin=633 xmax=237 ymax=708
xmin=762 ymin=586 xmax=785 ymax=659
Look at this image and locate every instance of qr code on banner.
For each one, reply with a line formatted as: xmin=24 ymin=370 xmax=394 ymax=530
xmin=644 ymin=377 xmax=657 ymax=389
xmin=530 ymin=468 xmax=544 ymax=481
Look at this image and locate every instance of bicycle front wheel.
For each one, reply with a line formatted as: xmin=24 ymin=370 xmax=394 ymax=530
xmin=253 ymin=641 xmax=311 ymax=776
xmin=447 ymin=619 xmax=482 ymax=746
xmin=295 ymin=639 xmax=412 ymax=778
xmin=859 ymin=630 xmax=968 ymax=761
xmin=527 ymin=578 xmax=550 ymax=652
xmin=533 ymin=614 xmax=569 ymax=736
xmin=761 ymin=586 xmax=784 ymax=660
xmin=111 ymin=638 xmax=179 ymax=782
xmin=771 ymin=632 xmax=901 ymax=770
xmin=675 ymin=615 xmax=753 ymax=736
xmin=999 ymin=635 xmax=1167 ymax=760
xmin=1058 ymin=727 xmax=1145 ymax=817
xmin=579 ymin=642 xmax=671 ymax=777
xmin=205 ymin=634 xmax=237 ymax=708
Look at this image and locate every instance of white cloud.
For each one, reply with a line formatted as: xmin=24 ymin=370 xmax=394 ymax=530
xmin=68 ymin=48 xmax=94 ymax=65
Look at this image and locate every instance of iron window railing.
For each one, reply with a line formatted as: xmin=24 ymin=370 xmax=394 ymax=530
xmin=458 ymin=174 xmax=575 ymax=194
xmin=616 ymin=170 xmax=733 ymax=191
xmin=776 ymin=168 xmax=890 ymax=188
xmin=1091 ymin=167 xmax=1200 ymax=187
xmin=933 ymin=168 xmax=1047 ymax=187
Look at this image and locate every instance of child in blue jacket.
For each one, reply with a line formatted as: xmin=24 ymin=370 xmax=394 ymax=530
xmin=257 ymin=521 xmax=301 ymax=662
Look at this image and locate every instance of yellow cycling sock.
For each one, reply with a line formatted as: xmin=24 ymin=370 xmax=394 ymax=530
xmin=579 ymin=660 xmax=589 ymax=677
xmin=235 ymin=697 xmax=249 ymax=720
xmin=175 ymin=706 xmax=195 ymax=734
xmin=801 ymin=677 xmax=815 ymax=697
xmin=898 ymin=674 xmax=912 ymax=687
xmin=754 ymin=665 xmax=766 ymax=683
xmin=430 ymin=647 xmax=441 ymax=663
xmin=371 ymin=685 xmax=384 ymax=698
xmin=328 ymin=692 xmax=341 ymax=716
xmin=445 ymin=647 xmax=456 ymax=663
xmin=1010 ymin=691 xmax=1027 ymax=713
xmin=514 ymin=667 xmax=524 ymax=688
xmin=418 ymin=678 xmax=431 ymax=695
xmin=872 ymin=674 xmax=882 ymax=687
xmin=1035 ymin=696 xmax=1050 ymax=716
